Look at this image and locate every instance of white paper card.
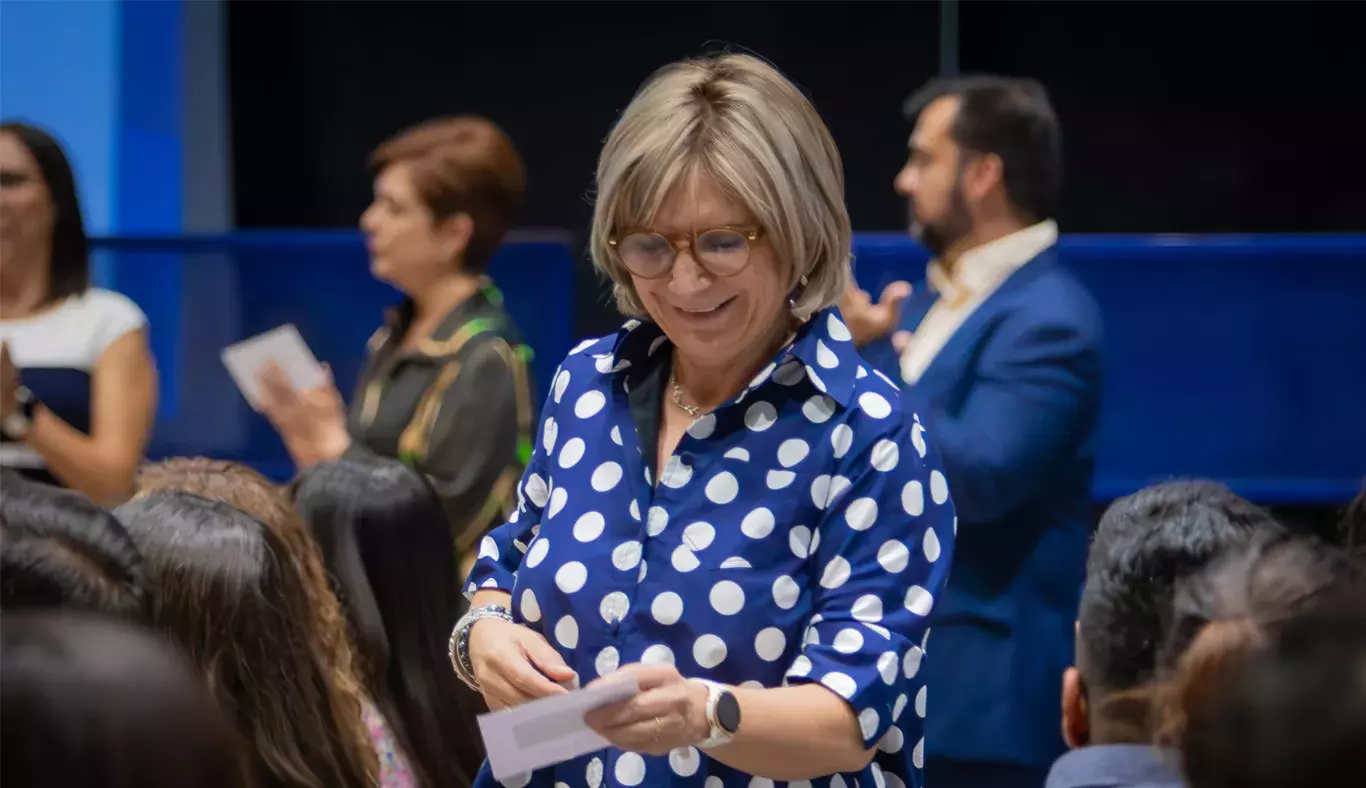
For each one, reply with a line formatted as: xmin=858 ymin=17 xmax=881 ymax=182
xmin=220 ymin=324 xmax=327 ymax=412
xmin=478 ymin=677 xmax=640 ymax=782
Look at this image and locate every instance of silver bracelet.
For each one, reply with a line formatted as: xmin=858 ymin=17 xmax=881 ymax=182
xmin=449 ymin=604 xmax=515 ymax=692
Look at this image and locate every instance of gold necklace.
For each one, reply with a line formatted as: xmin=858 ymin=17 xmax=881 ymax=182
xmin=669 ymin=375 xmax=705 ymax=421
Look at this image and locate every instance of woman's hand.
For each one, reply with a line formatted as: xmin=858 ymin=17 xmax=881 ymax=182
xmin=256 ymin=362 xmax=351 ymax=469
xmin=583 ymin=664 xmax=711 ymax=756
xmin=467 ymin=617 xmax=576 ymax=710
xmin=1 ymin=342 xmax=21 ymax=420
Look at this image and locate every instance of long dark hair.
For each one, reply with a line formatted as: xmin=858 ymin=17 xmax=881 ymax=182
xmin=1 ymin=611 xmax=253 ymax=788
xmin=0 ymin=121 xmax=89 ymax=302
xmin=292 ymin=457 xmax=484 ymax=788
xmin=114 ymin=491 xmax=378 ymax=788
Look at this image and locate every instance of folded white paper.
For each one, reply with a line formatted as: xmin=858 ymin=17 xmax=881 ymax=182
xmin=479 ymin=677 xmax=640 ymax=782
xmin=221 ymin=324 xmax=327 ymax=412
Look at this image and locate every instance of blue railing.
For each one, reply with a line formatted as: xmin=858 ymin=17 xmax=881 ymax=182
xmin=91 ymin=230 xmax=1366 ymax=503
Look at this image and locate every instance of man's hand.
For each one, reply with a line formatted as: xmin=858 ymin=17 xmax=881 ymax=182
xmin=839 ymin=281 xmax=913 ymax=347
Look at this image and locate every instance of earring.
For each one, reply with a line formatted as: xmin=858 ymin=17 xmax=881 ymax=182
xmin=788 ymin=275 xmax=810 ymax=311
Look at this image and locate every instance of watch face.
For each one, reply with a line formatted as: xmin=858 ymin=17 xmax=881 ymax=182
xmin=716 ymin=690 xmax=741 ymax=734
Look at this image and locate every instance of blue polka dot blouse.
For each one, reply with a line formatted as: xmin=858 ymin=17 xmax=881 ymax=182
xmin=467 ymin=307 xmax=956 ymax=788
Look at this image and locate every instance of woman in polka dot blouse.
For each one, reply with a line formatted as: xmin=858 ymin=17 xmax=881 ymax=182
xmin=456 ymin=53 xmax=955 ymax=788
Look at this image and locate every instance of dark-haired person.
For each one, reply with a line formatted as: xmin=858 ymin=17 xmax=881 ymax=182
xmin=0 ymin=470 xmax=150 ymax=620
xmin=840 ymin=76 xmax=1104 ymax=786
xmin=293 ymin=456 xmax=485 ymax=788
xmin=1 ymin=612 xmax=252 ymax=788
xmin=257 ymin=116 xmax=534 ymax=576
xmin=0 ymin=122 xmax=157 ymax=504
xmin=1048 ymin=481 xmax=1284 ymax=788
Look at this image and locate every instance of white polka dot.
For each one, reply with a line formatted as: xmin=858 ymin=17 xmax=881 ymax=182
xmin=574 ymin=390 xmax=606 ymax=419
xmin=705 ymin=472 xmax=739 ymax=504
xmin=542 ymin=418 xmax=559 ymax=452
xmin=641 ymin=644 xmax=675 ymax=666
xmin=754 ymin=628 xmax=786 ymax=661
xmin=661 ymin=456 xmax=692 ymax=488
xmin=709 ymin=580 xmax=745 ymax=615
xmin=845 ymin=498 xmax=879 ymax=531
xmin=693 ymin=634 xmax=728 ymax=668
xmin=500 ymin=773 xmax=531 ymax=788
xmin=913 ymin=737 xmax=924 ymax=769
xmin=859 ymin=391 xmax=893 ymax=419
xmin=802 ymin=395 xmax=836 ymax=424
xmin=787 ymin=654 xmax=813 ymax=678
xmin=478 ymin=536 xmax=499 ymax=560
xmin=593 ymin=354 xmax=614 ymax=374
xmin=874 ymin=370 xmax=900 ymax=392
xmin=750 ymin=778 xmax=775 ymax=788
xmin=806 ymin=367 xmax=828 ymax=394
xmin=744 ymin=402 xmax=777 ymax=432
xmin=954 ymin=515 xmax=958 ymax=535
xmin=555 ymin=562 xmax=588 ymax=593
xmin=671 ymin=545 xmax=701 ymax=572
xmin=637 ymin=560 xmax=647 ymax=583
xmin=816 ymin=339 xmax=839 ymax=369
xmin=893 ymin=693 xmax=909 ymax=721
xmin=915 ymin=684 xmax=927 ymax=718
xmin=629 ymin=499 xmax=640 ymax=521
xmin=683 ymin=521 xmax=715 ymax=551
xmin=612 ymin=541 xmax=642 ymax=572
xmin=669 ymin=747 xmax=701 ymax=778
xmin=688 ymin=414 xmax=716 ymax=439
xmin=525 ymin=473 xmax=549 ymax=508
xmin=859 ymin=707 xmax=880 ymax=740
xmin=724 ymin=447 xmax=750 ymax=461
xmin=773 ymin=361 xmax=805 ymax=386
xmin=558 ymin=437 xmax=586 ymax=468
xmin=830 ymin=776 xmax=846 ymax=788
xmin=772 ymin=575 xmax=800 ymax=609
xmin=480 ymin=577 xmax=499 ymax=588
xmin=615 ymin=752 xmax=645 ymax=786
xmin=651 ymin=592 xmax=683 ymax=625
xmin=831 ymin=424 xmax=854 ymax=458
xmin=864 ymin=622 xmax=891 ymax=640
xmin=789 ymin=526 xmax=813 ymax=559
xmin=705 ymin=778 xmax=723 ymax=788
xmin=572 ymin=511 xmax=605 ymax=542
xmin=870 ymin=440 xmax=900 ymax=472
xmin=596 ymin=646 xmax=620 ymax=677
xmin=827 ymin=313 xmax=852 ymax=341
xmin=553 ymin=370 xmax=571 ymax=402
xmin=923 ymin=527 xmax=942 ymax=562
xmin=902 ymin=480 xmax=925 ymax=516
xmin=648 ymin=335 xmax=667 ymax=356
xmin=811 ymin=475 xmax=832 ymax=509
xmin=766 ymin=470 xmax=796 ymax=489
xmin=877 ymin=540 xmax=908 ymax=573
xmin=520 ymin=588 xmax=541 ymax=622
xmin=720 ymin=556 xmax=751 ymax=569
xmin=930 ymin=470 xmax=949 ymax=504
xmin=879 ymin=726 xmax=905 ymax=754
xmin=777 ymin=438 xmax=810 ymax=468
xmin=877 ymin=651 xmax=899 ymax=684
xmin=591 ymin=462 xmax=623 ymax=492
xmin=586 ymin=757 xmax=604 ymax=788
xmin=912 ymin=423 xmax=927 ymax=458
xmin=526 ymin=538 xmax=550 ymax=568
xmin=856 ymin=366 xmax=869 ymax=379
xmin=555 ymin=616 xmax=579 ymax=649
xmin=745 ymin=362 xmax=775 ymax=390
xmin=646 ymin=506 xmax=669 ymax=536
xmin=821 ymin=556 xmax=852 ymax=589
xmin=827 ymin=476 xmax=852 ymax=507
xmin=905 ymin=585 xmax=935 ymax=616
xmin=834 ymin=628 xmax=865 ymax=654
xmin=570 ymin=339 xmax=597 ymax=355
xmin=741 ymin=507 xmax=775 ymax=539
xmin=904 ymin=645 xmax=923 ymax=679
xmin=853 ymin=594 xmax=884 ymax=622
xmin=600 ymin=591 xmax=629 ymax=624
xmin=821 ymin=671 xmax=858 ymax=699
xmin=547 ymin=487 xmax=569 ymax=519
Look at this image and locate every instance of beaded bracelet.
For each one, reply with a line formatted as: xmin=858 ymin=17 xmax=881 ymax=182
xmin=448 ymin=604 xmax=515 ymax=692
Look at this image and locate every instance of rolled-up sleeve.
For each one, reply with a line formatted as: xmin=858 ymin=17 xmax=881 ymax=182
xmin=462 ymin=363 xmax=559 ymax=597
xmin=784 ymin=413 xmax=956 ymax=747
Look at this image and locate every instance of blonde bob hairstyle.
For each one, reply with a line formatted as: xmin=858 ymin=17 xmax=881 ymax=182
xmin=590 ymin=53 xmax=853 ymax=321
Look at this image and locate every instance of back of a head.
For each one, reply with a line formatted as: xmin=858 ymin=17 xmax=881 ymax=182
xmin=0 ymin=474 xmax=150 ymax=620
xmin=1 ymin=611 xmax=251 ymax=788
xmin=113 ymin=491 xmax=376 ymax=788
xmin=293 ymin=457 xmax=482 ymax=788
xmin=903 ymin=74 xmax=1062 ymax=223
xmin=1077 ymin=481 xmax=1283 ymax=698
xmin=1157 ymin=532 xmax=1366 ymax=786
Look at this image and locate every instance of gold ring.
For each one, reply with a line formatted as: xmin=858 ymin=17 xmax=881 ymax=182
xmin=652 ymin=716 xmax=663 ymax=742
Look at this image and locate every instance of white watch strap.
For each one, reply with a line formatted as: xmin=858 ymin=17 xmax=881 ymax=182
xmin=692 ymin=678 xmax=734 ymax=749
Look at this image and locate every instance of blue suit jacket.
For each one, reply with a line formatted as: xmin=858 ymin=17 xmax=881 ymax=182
xmin=863 ymin=247 xmax=1104 ymax=769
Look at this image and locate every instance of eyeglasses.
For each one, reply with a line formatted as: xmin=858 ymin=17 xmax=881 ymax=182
xmin=608 ymin=226 xmax=764 ymax=279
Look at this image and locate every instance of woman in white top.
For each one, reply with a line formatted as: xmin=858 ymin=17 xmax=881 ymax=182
xmin=0 ymin=122 xmax=157 ymax=503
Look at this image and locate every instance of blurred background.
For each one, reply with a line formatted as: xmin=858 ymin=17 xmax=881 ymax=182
xmin=2 ymin=0 xmax=1363 ymax=529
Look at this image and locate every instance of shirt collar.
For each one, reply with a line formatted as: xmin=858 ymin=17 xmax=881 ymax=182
xmin=609 ymin=306 xmax=862 ymax=408
xmin=928 ymin=219 xmax=1059 ymax=306
xmin=1044 ymin=745 xmax=1184 ymax=788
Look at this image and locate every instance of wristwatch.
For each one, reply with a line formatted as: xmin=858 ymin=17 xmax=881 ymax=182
xmin=2 ymin=386 xmax=38 ymax=439
xmin=693 ymin=679 xmax=742 ymax=748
